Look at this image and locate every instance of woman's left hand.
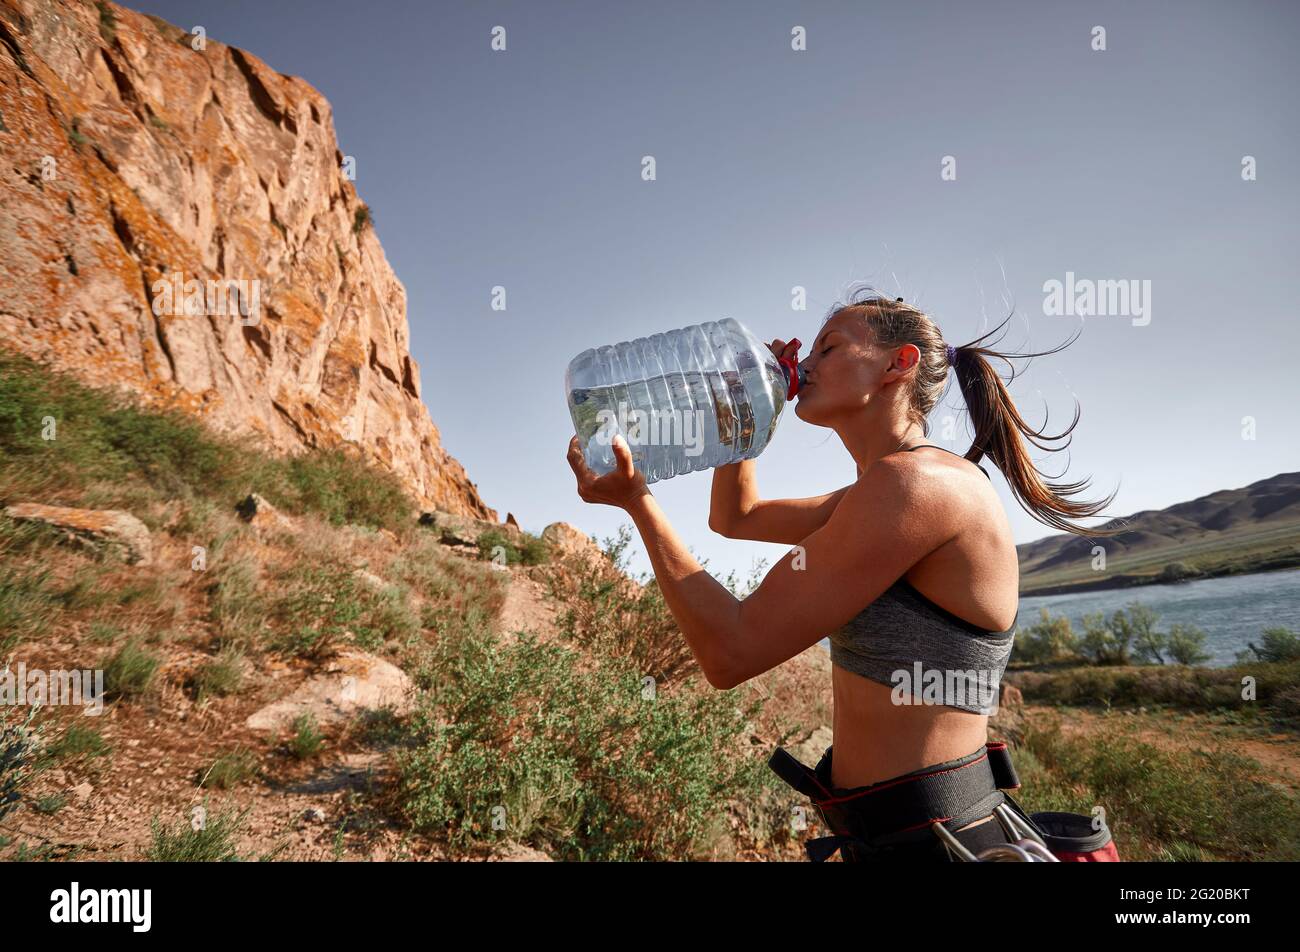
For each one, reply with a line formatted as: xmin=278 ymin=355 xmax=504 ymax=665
xmin=567 ymin=434 xmax=650 ymax=510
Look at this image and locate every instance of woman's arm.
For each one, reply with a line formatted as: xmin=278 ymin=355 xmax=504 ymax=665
xmin=624 ymin=491 xmax=745 ymax=688
xmin=709 ymin=460 xmax=853 ymax=544
xmin=568 ymin=435 xmax=954 ymax=690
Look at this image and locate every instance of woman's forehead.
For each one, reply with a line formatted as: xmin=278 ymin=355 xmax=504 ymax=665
xmin=815 ymin=309 xmax=872 ymax=346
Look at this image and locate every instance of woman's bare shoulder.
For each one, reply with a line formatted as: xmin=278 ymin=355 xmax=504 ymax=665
xmin=860 ymin=447 xmax=998 ymax=520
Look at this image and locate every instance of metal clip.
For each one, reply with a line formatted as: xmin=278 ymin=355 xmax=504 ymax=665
xmin=930 ymin=806 xmax=1061 ymax=862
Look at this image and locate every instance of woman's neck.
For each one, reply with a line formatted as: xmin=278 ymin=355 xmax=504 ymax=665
xmin=839 ymin=415 xmax=926 ymax=476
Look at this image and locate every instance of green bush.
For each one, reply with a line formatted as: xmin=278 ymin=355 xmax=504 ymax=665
xmin=1166 ymin=623 xmax=1212 ymax=665
xmin=1010 ymin=658 xmax=1300 ymax=723
xmin=541 ymin=524 xmax=695 ymax=682
xmin=1157 ymin=562 xmax=1199 ymax=583
xmin=1014 ymin=608 xmax=1080 ymax=665
xmin=271 ymin=562 xmax=417 ymax=658
xmin=1018 ymin=603 xmax=1205 ymax=668
xmin=397 ymin=625 xmax=762 ymax=860
xmin=1240 ymin=627 xmax=1300 ymax=663
xmin=32 ymin=793 xmax=68 ymax=815
xmin=281 ymin=450 xmax=413 ymax=532
xmin=1020 ymin=716 xmax=1300 ymax=861
xmin=476 ymin=528 xmax=551 ymax=567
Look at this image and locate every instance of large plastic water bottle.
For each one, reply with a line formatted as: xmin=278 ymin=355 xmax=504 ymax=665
xmin=565 ymin=318 xmax=806 ymax=484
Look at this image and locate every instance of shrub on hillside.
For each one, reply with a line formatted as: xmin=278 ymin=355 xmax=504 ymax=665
xmin=541 ymin=525 xmax=696 ymax=682
xmin=476 ymin=528 xmax=551 ymax=567
xmin=397 ymin=624 xmax=763 ymax=860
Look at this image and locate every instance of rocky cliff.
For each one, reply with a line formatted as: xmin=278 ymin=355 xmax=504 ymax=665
xmin=0 ymin=0 xmax=494 ymax=519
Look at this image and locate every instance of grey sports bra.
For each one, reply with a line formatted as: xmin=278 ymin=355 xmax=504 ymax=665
xmin=827 ymin=444 xmax=1018 ymax=715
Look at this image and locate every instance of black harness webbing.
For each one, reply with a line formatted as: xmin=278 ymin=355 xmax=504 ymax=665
xmin=769 ymin=741 xmax=1023 ymax=862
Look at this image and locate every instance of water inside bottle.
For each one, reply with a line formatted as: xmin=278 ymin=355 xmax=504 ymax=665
xmin=565 ymin=319 xmax=791 ymax=484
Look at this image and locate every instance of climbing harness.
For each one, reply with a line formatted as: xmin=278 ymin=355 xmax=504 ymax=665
xmin=769 ymin=741 xmax=1119 ymax=863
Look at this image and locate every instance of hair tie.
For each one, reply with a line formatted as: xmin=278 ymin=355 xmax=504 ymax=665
xmin=945 ymin=343 xmax=957 ymax=367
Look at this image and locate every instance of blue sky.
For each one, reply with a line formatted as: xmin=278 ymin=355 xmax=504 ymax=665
xmin=133 ymin=0 xmax=1300 ymax=582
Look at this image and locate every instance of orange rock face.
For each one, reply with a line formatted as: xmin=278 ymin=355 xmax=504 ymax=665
xmin=0 ymin=0 xmax=494 ymax=520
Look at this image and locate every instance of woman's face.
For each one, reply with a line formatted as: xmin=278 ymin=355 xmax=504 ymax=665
xmin=793 ymin=309 xmax=915 ymax=427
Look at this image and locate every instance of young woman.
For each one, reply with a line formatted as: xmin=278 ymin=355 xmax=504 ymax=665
xmin=565 ymin=287 xmax=1117 ymax=862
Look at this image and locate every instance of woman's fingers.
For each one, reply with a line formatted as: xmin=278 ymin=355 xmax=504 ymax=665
xmin=768 ymin=338 xmax=801 ymax=360
xmin=611 ymin=433 xmax=635 ymax=478
xmin=568 ymin=436 xmax=599 ymax=501
xmin=567 ymin=435 xmax=590 ymax=479
xmin=568 ymin=434 xmax=648 ymax=508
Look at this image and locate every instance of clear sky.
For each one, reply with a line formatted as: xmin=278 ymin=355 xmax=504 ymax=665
xmin=132 ymin=0 xmax=1300 ymax=582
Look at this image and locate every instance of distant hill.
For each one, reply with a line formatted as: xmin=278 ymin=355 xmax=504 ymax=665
xmin=1017 ymin=472 xmax=1300 ymax=596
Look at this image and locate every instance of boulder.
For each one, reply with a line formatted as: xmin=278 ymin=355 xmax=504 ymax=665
xmin=245 ymin=649 xmax=415 ymax=733
xmin=540 ymin=522 xmax=609 ymax=570
xmin=235 ymin=493 xmax=296 ymax=532
xmin=3 ymin=503 xmax=152 ymax=565
xmin=791 ymin=724 xmax=834 ymax=768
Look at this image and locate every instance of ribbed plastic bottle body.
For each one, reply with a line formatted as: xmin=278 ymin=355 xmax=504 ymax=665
xmin=565 ymin=318 xmax=789 ymax=484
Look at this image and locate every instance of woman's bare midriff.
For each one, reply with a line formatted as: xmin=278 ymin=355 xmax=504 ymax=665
xmin=829 ymin=663 xmax=990 ymax=790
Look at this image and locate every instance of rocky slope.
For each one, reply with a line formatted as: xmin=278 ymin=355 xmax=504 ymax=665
xmin=0 ymin=0 xmax=493 ymax=519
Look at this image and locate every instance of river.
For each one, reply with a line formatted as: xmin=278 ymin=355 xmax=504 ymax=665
xmin=1018 ymin=568 xmax=1300 ymax=667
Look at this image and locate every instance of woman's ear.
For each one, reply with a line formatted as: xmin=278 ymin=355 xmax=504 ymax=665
xmin=891 ymin=343 xmax=922 ymax=374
